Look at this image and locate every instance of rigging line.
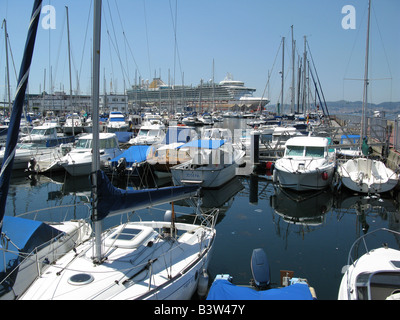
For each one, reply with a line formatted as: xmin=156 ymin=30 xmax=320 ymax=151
xmin=142 ymin=0 xmax=152 ymax=81
xmin=78 ymin=0 xmax=92 ymax=90
xmin=106 ymin=0 xmax=129 ymax=88
xmin=343 ymin=3 xmax=368 ymax=80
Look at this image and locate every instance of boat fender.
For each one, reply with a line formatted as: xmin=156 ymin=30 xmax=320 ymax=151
xmin=321 ymin=171 xmax=329 ymax=181
xmin=265 ymin=161 xmax=274 ymax=176
xmin=164 ymin=210 xmax=172 ymax=222
xmin=197 ymin=269 xmax=209 ymax=298
xmin=272 ymin=168 xmax=278 ymax=183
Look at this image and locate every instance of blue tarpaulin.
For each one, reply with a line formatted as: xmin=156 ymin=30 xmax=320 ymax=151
xmin=109 ymin=145 xmax=150 ymax=166
xmin=179 ymin=139 xmax=225 ymax=149
xmin=207 ymin=279 xmax=314 ymax=300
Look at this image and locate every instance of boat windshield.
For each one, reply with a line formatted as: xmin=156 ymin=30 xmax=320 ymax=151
xmin=75 ymin=139 xmax=92 ymax=149
xmin=30 ymin=128 xmax=53 ymax=136
xmin=139 ymin=129 xmax=149 ymax=136
xmin=305 ymin=146 xmax=324 ymax=158
xmin=286 ymin=145 xmax=303 ymax=157
xmin=75 ymin=137 xmax=118 ymax=149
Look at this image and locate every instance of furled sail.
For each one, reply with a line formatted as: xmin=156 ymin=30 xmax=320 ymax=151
xmin=0 ymin=0 xmax=42 ymax=233
xmin=94 ymin=170 xmax=199 ymax=220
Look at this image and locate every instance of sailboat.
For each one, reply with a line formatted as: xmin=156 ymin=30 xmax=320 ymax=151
xmin=16 ymin=0 xmax=217 ymax=300
xmin=0 ymin=0 xmax=93 ymax=300
xmin=336 ymin=0 xmax=398 ymax=194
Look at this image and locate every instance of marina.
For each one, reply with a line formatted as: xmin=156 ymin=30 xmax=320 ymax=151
xmin=2 ymin=118 xmax=400 ymax=300
xmin=0 ymin=0 xmax=399 ymax=301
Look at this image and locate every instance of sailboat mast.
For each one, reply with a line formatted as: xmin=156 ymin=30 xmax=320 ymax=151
xmin=2 ymin=19 xmax=12 ymax=115
xmin=361 ymin=0 xmax=371 ymax=142
xmin=0 ymin=0 xmax=42 ymax=232
xmin=66 ymin=6 xmax=74 ymax=135
xmin=92 ymin=0 xmax=102 ymax=263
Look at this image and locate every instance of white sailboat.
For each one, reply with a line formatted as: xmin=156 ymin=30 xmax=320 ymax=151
xmin=338 ymin=228 xmax=400 ymax=300
xmin=19 ymin=0 xmax=217 ymax=300
xmin=336 ymin=0 xmax=398 ymax=194
xmin=273 ymin=136 xmax=336 ymax=191
xmin=0 ymin=0 xmax=93 ymax=300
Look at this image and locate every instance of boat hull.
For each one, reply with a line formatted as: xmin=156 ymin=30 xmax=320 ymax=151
xmin=274 ymin=162 xmax=335 ymax=191
xmin=171 ymin=163 xmax=238 ymax=188
xmin=337 ymin=158 xmax=399 ymax=194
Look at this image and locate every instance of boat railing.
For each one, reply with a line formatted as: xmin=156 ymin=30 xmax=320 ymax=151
xmin=345 ymin=228 xmax=400 ymax=268
xmin=14 ymin=203 xmax=92 ymax=224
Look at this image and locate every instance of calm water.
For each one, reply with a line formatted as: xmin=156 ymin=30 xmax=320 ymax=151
xmin=4 ymin=118 xmax=400 ymax=300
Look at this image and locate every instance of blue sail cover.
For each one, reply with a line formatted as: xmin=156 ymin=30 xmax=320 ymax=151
xmin=109 ymin=145 xmax=150 ymax=167
xmin=207 ymin=279 xmax=314 ymax=300
xmin=95 ymin=170 xmax=198 ymax=220
xmin=0 ymin=215 xmax=62 ymax=296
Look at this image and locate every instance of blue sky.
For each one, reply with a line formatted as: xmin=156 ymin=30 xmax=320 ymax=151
xmin=0 ymin=0 xmax=399 ymax=106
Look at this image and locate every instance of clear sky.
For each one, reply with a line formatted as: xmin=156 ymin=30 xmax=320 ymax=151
xmin=0 ymin=0 xmax=399 ymax=106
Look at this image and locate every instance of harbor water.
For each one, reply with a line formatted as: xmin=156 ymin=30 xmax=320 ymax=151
xmin=4 ymin=118 xmax=400 ymax=300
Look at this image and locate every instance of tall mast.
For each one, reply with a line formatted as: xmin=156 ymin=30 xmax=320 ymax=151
xmin=2 ymin=19 xmax=12 ymax=115
xmin=66 ymin=6 xmax=74 ymax=135
xmin=302 ymin=36 xmax=307 ymax=114
xmin=92 ymin=0 xmax=102 ymax=263
xmin=281 ymin=37 xmax=285 ymax=115
xmin=291 ymin=26 xmax=295 ymax=114
xmin=361 ymin=0 xmax=371 ymax=143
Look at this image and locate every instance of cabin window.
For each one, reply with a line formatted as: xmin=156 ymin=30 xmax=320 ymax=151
xmin=305 ymin=146 xmax=324 ymax=158
xmin=286 ymin=145 xmax=303 ymax=157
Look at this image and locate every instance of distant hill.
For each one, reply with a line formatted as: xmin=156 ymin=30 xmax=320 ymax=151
xmin=267 ymin=100 xmax=400 ymax=118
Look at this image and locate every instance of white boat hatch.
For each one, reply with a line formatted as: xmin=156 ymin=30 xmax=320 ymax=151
xmin=105 ymin=225 xmax=154 ymax=249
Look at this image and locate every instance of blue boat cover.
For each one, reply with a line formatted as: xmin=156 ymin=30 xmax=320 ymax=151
xmin=179 ymin=139 xmax=225 ymax=149
xmin=95 ymin=170 xmax=198 ymax=220
xmin=0 ymin=215 xmax=62 ymax=295
xmin=109 ymin=145 xmax=150 ymax=166
xmin=114 ymin=132 xmax=133 ymax=143
xmin=206 ymin=279 xmax=314 ymax=300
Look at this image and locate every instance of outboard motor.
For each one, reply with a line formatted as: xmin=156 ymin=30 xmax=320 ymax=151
xmin=115 ymin=157 xmax=126 ymax=176
xmin=251 ymin=248 xmax=271 ymax=289
xmin=27 ymin=157 xmax=37 ymax=173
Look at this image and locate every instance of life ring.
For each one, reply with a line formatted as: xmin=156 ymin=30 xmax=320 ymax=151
xmin=75 ymin=121 xmax=79 ymax=126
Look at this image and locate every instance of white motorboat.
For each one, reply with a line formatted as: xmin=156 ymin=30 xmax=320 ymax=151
xmin=0 ymin=126 xmax=74 ymax=170
xmin=273 ymin=136 xmax=336 ymax=191
xmin=146 ymin=125 xmax=197 ymax=177
xmin=59 ymin=132 xmax=123 ymax=176
xmin=128 ymin=123 xmax=165 ymax=145
xmin=106 ymin=111 xmax=129 ymax=132
xmin=338 ymin=228 xmax=400 ymax=300
xmin=171 ymin=139 xmax=245 ymax=188
xmin=337 ymin=157 xmax=398 ymax=194
xmin=63 ymin=113 xmax=85 ymax=134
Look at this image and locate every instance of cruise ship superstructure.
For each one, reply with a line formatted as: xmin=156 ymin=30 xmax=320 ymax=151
xmin=127 ymin=73 xmax=269 ymax=111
